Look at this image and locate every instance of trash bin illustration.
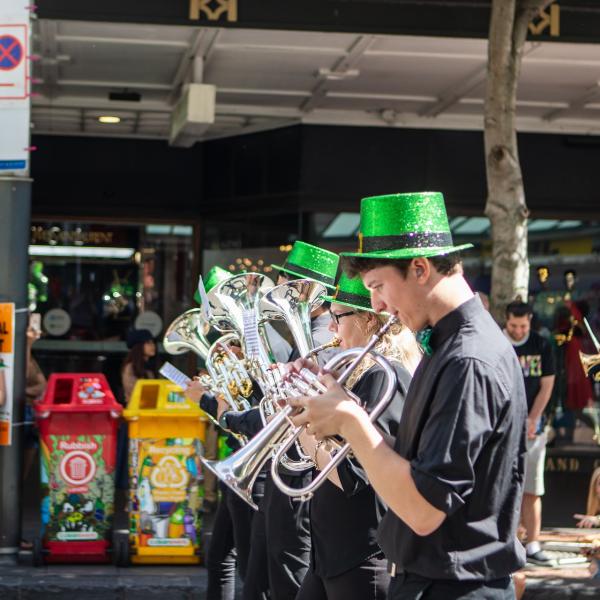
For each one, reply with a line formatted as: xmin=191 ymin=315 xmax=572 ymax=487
xmin=122 ymin=379 xmax=207 ymax=565
xmin=34 ymin=373 xmax=122 ymax=564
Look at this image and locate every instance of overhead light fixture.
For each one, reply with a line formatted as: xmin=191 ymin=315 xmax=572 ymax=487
xmin=29 ymin=245 xmax=135 ymax=259
xmin=317 ymin=68 xmax=360 ymax=81
xmin=98 ymin=115 xmax=121 ymax=124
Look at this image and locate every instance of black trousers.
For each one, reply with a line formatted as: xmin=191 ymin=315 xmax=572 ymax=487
xmin=206 ymin=488 xmax=236 ymax=600
xmin=206 ymin=484 xmax=264 ymax=600
xmin=244 ymin=469 xmax=311 ymax=600
xmin=296 ymin=556 xmax=390 ymax=600
xmin=387 ymin=574 xmax=515 ymax=600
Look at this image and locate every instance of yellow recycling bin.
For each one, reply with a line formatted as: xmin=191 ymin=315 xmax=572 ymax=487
xmin=122 ymin=379 xmax=207 ymax=565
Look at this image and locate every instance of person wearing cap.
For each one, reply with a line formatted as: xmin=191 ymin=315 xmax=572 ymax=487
xmin=222 ymin=241 xmax=341 ymax=600
xmin=289 ymin=192 xmax=527 ymax=599
xmin=121 ymin=328 xmax=157 ymax=403
xmin=296 ymin=273 xmax=419 ymax=600
xmin=271 ymin=241 xmax=341 ymax=366
xmin=188 ymin=265 xmax=269 ymax=600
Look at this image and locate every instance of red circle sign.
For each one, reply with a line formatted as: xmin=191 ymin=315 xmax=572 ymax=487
xmin=59 ymin=451 xmax=97 ymax=486
xmin=0 ymin=35 xmax=24 ymax=71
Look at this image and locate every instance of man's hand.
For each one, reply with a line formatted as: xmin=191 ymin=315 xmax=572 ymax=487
xmin=287 ymin=373 xmax=365 ymax=440
xmin=185 ymin=378 xmax=209 ymax=403
xmin=574 ymin=513 xmax=600 ymax=528
xmin=526 ymin=416 xmax=539 ymax=440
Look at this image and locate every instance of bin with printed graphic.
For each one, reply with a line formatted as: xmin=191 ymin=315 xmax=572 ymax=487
xmin=123 ymin=379 xmax=207 ymax=565
xmin=34 ymin=373 xmax=122 ymax=564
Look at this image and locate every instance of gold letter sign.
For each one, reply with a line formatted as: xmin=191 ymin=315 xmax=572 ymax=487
xmin=190 ymin=0 xmax=238 ymax=22
xmin=529 ymin=3 xmax=560 ymax=37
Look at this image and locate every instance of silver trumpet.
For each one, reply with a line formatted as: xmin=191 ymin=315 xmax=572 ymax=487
xmin=201 ymin=317 xmax=398 ymax=509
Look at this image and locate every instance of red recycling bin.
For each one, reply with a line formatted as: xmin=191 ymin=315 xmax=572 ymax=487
xmin=34 ymin=373 xmax=122 ymax=564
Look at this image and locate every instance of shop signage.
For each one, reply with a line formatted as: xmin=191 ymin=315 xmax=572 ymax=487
xmin=0 ymin=302 xmax=14 ymax=445
xmin=31 ymin=225 xmax=115 ymax=246
xmin=189 ymin=0 xmax=237 ymax=22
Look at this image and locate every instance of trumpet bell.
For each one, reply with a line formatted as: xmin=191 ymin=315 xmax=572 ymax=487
xmin=200 ymin=459 xmax=258 ymax=510
xmin=580 ymin=351 xmax=600 ymax=382
xmin=260 ymin=279 xmax=326 ymax=358
xmin=163 ymin=308 xmax=211 ymax=359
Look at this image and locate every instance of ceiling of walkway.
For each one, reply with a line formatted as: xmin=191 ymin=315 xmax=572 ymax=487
xmin=32 ymin=19 xmax=600 ymax=142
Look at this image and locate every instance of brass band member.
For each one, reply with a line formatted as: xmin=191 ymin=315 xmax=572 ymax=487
xmin=296 ymin=273 xmax=419 ymax=600
xmin=289 ymin=193 xmax=528 ymax=600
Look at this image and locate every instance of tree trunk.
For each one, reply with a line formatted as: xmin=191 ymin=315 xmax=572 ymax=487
xmin=484 ymin=0 xmax=553 ymax=322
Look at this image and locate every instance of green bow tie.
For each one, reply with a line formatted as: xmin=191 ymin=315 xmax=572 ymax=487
xmin=417 ymin=327 xmax=433 ymax=356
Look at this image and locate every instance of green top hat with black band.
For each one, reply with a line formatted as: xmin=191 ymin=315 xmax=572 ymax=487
xmin=271 ymin=241 xmax=339 ymax=289
xmin=341 ymin=192 xmax=473 ymax=260
xmin=323 ymin=273 xmax=374 ymax=313
xmin=194 ymin=265 xmax=232 ymax=304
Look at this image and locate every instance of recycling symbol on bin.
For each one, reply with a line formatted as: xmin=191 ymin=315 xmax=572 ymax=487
xmin=150 ymin=455 xmax=189 ymax=489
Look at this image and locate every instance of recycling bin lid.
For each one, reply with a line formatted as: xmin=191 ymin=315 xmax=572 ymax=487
xmin=35 ymin=373 xmax=122 ymax=414
xmin=123 ymin=379 xmax=205 ymax=419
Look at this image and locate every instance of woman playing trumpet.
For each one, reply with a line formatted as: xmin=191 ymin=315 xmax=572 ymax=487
xmin=293 ymin=273 xmax=420 ymax=600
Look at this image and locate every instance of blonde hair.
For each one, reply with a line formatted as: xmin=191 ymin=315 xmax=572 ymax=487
xmin=587 ymin=467 xmax=600 ymax=516
xmin=346 ymin=311 xmax=421 ymax=389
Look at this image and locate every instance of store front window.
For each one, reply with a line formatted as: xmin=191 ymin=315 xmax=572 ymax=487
xmin=29 ymin=220 xmax=197 ymax=398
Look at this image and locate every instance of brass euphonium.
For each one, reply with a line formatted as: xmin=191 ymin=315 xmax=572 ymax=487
xmin=201 ymin=317 xmax=398 ymax=509
xmin=163 ymin=308 xmax=212 ymax=360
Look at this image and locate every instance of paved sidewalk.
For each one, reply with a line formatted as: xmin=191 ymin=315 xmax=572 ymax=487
xmin=0 ymin=562 xmax=209 ymax=599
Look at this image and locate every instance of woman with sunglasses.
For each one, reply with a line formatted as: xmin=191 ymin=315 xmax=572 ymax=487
xmin=294 ymin=273 xmax=420 ymax=600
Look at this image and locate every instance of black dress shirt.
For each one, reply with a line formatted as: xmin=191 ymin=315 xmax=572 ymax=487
xmin=377 ymin=295 xmax=527 ymax=581
xmin=310 ymin=363 xmax=411 ymax=578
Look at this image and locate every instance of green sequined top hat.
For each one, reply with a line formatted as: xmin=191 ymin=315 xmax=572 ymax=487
xmin=341 ymin=192 xmax=473 ymax=260
xmin=271 ymin=241 xmax=339 ymax=290
xmin=194 ymin=265 xmax=233 ymax=304
xmin=323 ymin=273 xmax=374 ymax=313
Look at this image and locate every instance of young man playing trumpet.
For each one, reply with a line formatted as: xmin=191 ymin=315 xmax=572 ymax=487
xmin=289 ymin=192 xmax=528 ymax=600
xmin=295 ymin=273 xmax=419 ymax=600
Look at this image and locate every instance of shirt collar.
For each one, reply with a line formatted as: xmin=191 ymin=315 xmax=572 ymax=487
xmin=429 ymin=294 xmax=481 ymax=352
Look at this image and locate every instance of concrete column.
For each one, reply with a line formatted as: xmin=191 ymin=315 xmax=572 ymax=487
xmin=0 ymin=177 xmax=31 ymax=561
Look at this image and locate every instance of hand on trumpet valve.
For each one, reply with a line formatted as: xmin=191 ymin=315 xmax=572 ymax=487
xmin=285 ymin=357 xmax=320 ymax=379
xmin=287 ymin=373 xmax=364 ymax=441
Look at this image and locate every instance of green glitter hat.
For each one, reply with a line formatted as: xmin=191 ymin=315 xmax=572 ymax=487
xmin=323 ymin=272 xmax=374 ymax=312
xmin=271 ymin=241 xmax=339 ymax=289
xmin=341 ymin=192 xmax=473 ymax=260
xmin=194 ymin=265 xmax=233 ymax=304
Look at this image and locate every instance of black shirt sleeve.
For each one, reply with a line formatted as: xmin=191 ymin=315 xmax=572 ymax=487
xmin=223 ymin=406 xmax=263 ymax=439
xmin=199 ymin=393 xmax=218 ymax=419
xmin=337 ymin=363 xmax=409 ymax=497
xmin=540 ymin=337 xmax=556 ymax=377
xmin=410 ymin=357 xmax=507 ymax=516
